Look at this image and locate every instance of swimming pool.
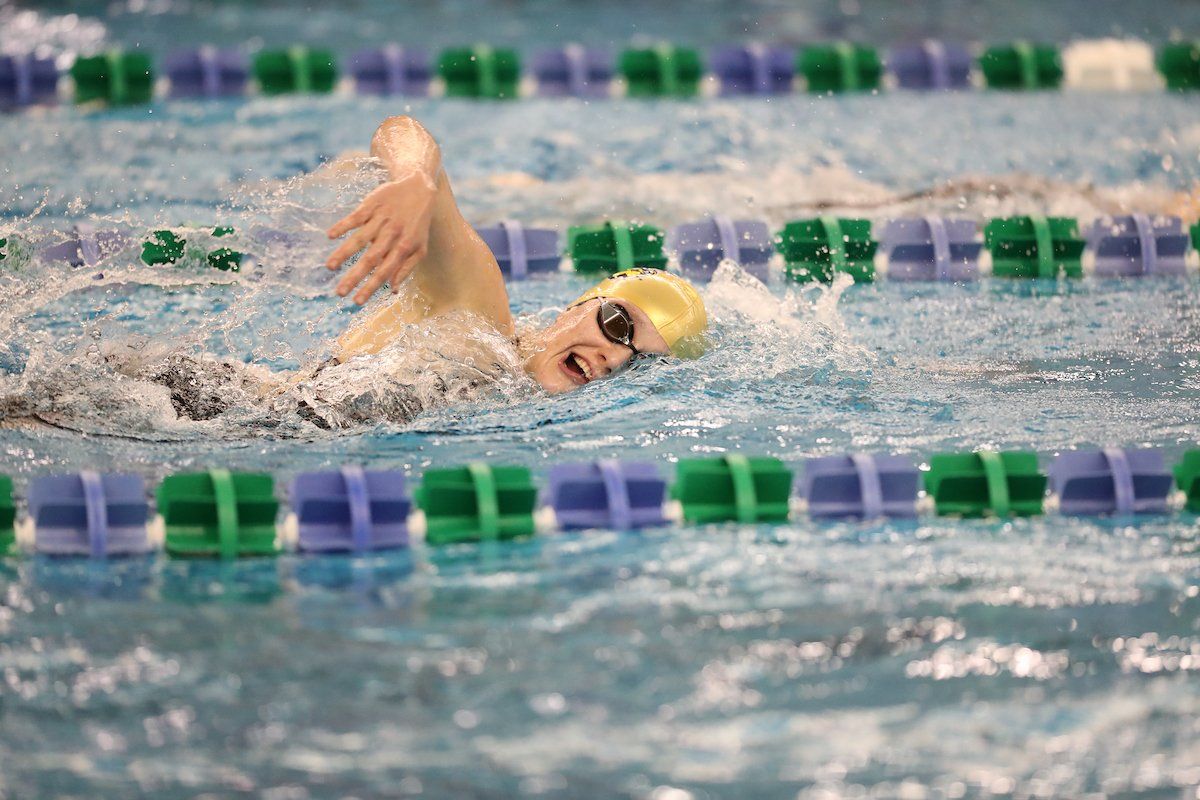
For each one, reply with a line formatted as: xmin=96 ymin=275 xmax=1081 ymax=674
xmin=3 ymin=0 xmax=1200 ymax=796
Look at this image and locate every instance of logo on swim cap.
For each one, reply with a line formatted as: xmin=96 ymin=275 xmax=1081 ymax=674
xmin=572 ymin=269 xmax=708 ymax=358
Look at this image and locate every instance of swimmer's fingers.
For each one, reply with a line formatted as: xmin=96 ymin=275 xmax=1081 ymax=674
xmin=337 ymin=224 xmax=401 ymax=301
xmin=326 ymin=215 xmax=384 ymax=271
xmin=353 ymin=258 xmax=400 ymax=305
xmin=356 ymin=238 xmax=425 ymax=304
xmin=326 ymin=202 xmax=376 ymax=239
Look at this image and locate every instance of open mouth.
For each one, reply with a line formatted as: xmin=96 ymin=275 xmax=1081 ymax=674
xmin=559 ymin=351 xmax=593 ymax=385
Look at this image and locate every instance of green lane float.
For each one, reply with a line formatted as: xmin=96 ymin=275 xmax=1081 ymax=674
xmin=140 ymin=227 xmax=244 ymax=271
xmin=205 ymin=248 xmax=242 ymax=272
xmin=924 ymin=450 xmax=1047 ymax=518
xmin=253 ymin=47 xmax=338 ymax=95
xmin=71 ymin=50 xmax=155 ymax=105
xmin=799 ymin=42 xmax=882 ymax=93
xmin=140 ymin=230 xmax=185 ymax=265
xmin=0 ymin=475 xmax=14 ymax=554
xmin=157 ymin=469 xmax=280 ymax=558
xmin=619 ymin=45 xmax=703 ymax=97
xmin=777 ymin=216 xmax=876 ymax=283
xmin=567 ymin=221 xmax=668 ymax=274
xmin=672 ymin=455 xmax=792 ymax=524
xmin=415 ymin=463 xmax=538 ymax=544
xmin=984 ymin=216 xmax=1084 ymax=278
xmin=438 ymin=46 xmax=520 ymax=99
xmin=205 ymin=225 xmax=243 ymax=271
xmin=0 ymin=235 xmax=33 ymax=269
xmin=1173 ymin=450 xmax=1200 ymax=513
xmin=979 ymin=43 xmax=1063 ymax=90
xmin=1157 ymin=41 xmax=1200 ymax=90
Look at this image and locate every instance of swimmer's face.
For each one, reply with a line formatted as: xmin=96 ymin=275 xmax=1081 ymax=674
xmin=524 ymin=298 xmax=670 ymax=393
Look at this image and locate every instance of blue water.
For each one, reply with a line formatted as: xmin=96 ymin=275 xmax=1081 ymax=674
xmin=2 ymin=1 xmax=1200 ymax=797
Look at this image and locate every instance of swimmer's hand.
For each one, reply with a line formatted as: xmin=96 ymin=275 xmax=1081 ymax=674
xmin=325 ymin=172 xmax=437 ymax=305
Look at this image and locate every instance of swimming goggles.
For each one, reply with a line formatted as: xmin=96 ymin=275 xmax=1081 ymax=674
xmin=597 ymin=298 xmax=640 ymax=356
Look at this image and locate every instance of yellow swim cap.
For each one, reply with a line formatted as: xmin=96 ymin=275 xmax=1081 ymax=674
xmin=572 ymin=268 xmax=708 ymax=358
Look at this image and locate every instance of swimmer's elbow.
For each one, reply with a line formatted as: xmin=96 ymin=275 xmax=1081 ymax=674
xmin=375 ymin=114 xmax=422 ymax=135
xmin=371 ymin=115 xmax=439 ymax=159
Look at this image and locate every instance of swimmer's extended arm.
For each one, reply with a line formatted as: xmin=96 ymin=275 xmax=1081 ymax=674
xmin=326 ymin=116 xmax=513 ymax=357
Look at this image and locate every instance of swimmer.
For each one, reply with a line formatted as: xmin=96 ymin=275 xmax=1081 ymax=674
xmin=0 ymin=116 xmax=709 ymax=432
xmin=249 ymin=115 xmax=708 ymax=428
xmin=324 ymin=115 xmax=708 ymax=392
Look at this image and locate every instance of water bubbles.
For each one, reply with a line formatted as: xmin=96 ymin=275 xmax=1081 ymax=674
xmin=529 ymin=692 xmax=567 ymax=716
xmin=648 ymin=788 xmax=694 ymax=800
xmin=452 ymin=709 xmax=479 ymax=729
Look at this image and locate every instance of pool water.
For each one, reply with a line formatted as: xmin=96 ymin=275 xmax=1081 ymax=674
xmin=2 ymin=1 xmax=1200 ymax=797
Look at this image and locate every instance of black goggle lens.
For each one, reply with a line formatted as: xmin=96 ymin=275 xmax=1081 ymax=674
xmin=597 ymin=300 xmax=638 ymax=355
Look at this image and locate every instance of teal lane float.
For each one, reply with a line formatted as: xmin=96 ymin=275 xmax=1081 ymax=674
xmin=6 ymin=446 xmax=1200 ymax=559
xmin=7 ymin=38 xmax=1200 ymax=112
xmin=25 ymin=212 xmax=1200 ymax=283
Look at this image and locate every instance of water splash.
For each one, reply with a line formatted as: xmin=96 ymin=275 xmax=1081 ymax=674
xmin=703 ymin=261 xmax=873 ymax=380
xmin=0 ymin=157 xmax=539 ymax=435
